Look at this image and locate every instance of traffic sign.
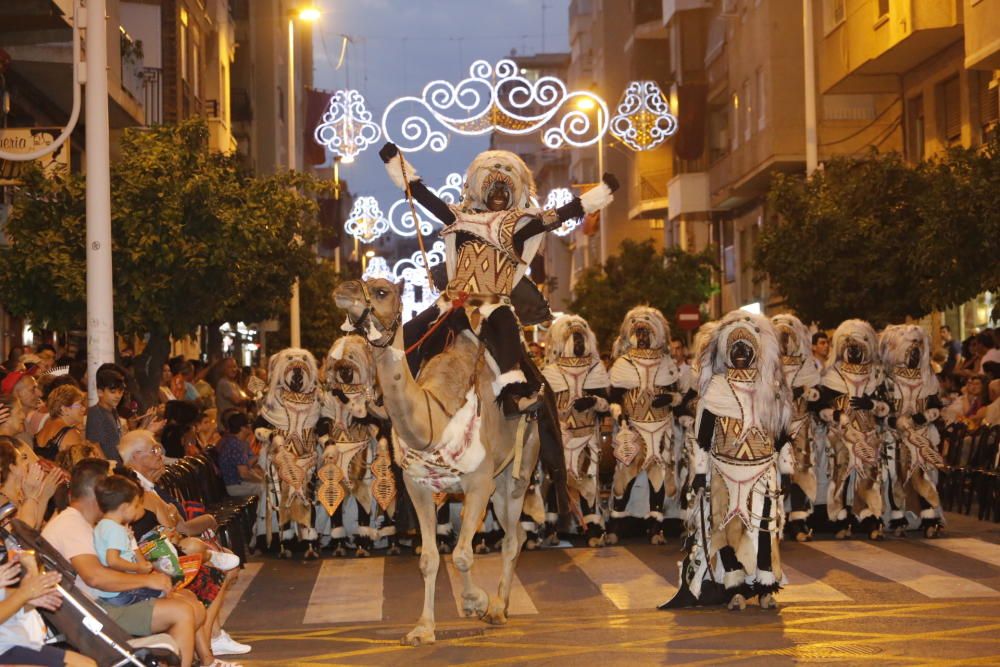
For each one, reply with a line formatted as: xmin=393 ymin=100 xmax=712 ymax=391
xmin=676 ymin=304 xmax=701 ymax=331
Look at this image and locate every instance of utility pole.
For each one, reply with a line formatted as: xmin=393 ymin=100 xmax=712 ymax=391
xmin=803 ymin=0 xmax=818 ymax=175
xmin=85 ymin=0 xmax=116 ymax=400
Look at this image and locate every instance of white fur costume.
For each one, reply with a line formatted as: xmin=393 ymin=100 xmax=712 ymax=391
xmin=817 ymin=319 xmax=889 ymax=539
xmin=880 ymin=325 xmax=945 ymax=536
xmin=255 ymin=348 xmax=322 ymax=553
xmin=608 ymin=306 xmax=682 ymax=539
xmin=771 ymin=314 xmax=821 ymax=538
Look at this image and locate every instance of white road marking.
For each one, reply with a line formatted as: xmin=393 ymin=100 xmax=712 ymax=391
xmin=805 ymin=540 xmax=1000 ymax=599
xmin=779 ymin=563 xmax=852 ymax=602
xmin=567 ymin=548 xmax=676 ymax=610
xmin=304 ymin=558 xmax=385 ymax=624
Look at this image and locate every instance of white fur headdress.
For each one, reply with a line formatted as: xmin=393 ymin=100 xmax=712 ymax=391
xmin=544 ymin=314 xmax=601 ymax=367
xmin=828 ymin=319 xmax=880 ymax=370
xmin=260 ymin=347 xmax=321 ymax=430
xmin=771 ymin=313 xmax=821 ymax=388
xmin=459 ymin=150 xmax=537 ymax=211
xmin=612 ymin=306 xmax=671 ymax=357
xmin=323 ymin=334 xmax=376 ymax=388
xmin=695 ymin=310 xmax=790 ymax=438
xmin=879 ymin=324 xmax=939 ymax=393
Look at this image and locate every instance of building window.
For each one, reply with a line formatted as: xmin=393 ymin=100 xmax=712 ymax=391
xmin=756 ymin=67 xmax=766 ymax=130
xmin=743 ymin=79 xmax=752 ymax=141
xmin=876 ymin=0 xmax=889 ymax=20
xmin=907 ymin=95 xmax=924 ymax=161
xmin=978 ymin=73 xmax=999 ymax=139
xmin=179 ymin=8 xmax=188 ymax=82
xmin=723 ymin=219 xmax=735 ymax=284
xmin=709 ymin=102 xmax=730 ymax=164
xmin=823 ymin=0 xmax=845 ymax=33
xmin=731 ymin=92 xmax=740 ymax=150
xmin=650 ymin=219 xmax=664 ymax=231
xmin=191 ymin=26 xmax=201 ymax=98
xmin=938 ymin=75 xmax=961 ymax=144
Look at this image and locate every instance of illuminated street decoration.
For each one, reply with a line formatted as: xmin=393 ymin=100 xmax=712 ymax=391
xmin=314 ymin=89 xmax=381 ymax=164
xmin=544 ymin=187 xmax=580 ymax=237
xmin=609 ymin=81 xmax=677 ymax=151
xmin=345 ymin=196 xmax=389 ymax=243
xmin=363 ymin=241 xmax=447 ymax=321
xmin=386 ymin=172 xmax=464 ymax=237
xmin=381 ymin=59 xmax=608 ymax=152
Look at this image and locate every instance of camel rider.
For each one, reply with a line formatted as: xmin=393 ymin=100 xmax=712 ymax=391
xmin=378 ymin=142 xmax=619 ymax=416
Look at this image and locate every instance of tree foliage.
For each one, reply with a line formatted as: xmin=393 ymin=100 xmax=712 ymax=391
xmin=758 ymin=136 xmax=1000 ymax=328
xmin=269 ymin=259 xmax=347 ymax=361
xmin=569 ymin=240 xmax=717 ymax=351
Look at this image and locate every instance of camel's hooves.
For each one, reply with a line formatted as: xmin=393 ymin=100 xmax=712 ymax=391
xmin=401 ymin=629 xmax=436 ymax=646
xmin=759 ymin=594 xmax=778 ymax=610
xmin=728 ymin=594 xmax=747 ymax=611
xmin=483 ymin=600 xmax=509 ymax=626
xmin=605 ymin=533 xmax=619 ymax=545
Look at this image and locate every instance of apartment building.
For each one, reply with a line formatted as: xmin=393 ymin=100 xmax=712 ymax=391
xmin=565 ymin=0 xmax=673 ymax=290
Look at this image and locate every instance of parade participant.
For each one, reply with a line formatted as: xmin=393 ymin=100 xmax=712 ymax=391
xmin=771 ymin=314 xmax=821 ymax=542
xmin=253 ymin=348 xmax=321 ymax=560
xmin=664 ymin=311 xmax=790 ymax=611
xmin=880 ymin=325 xmax=945 ymax=538
xmin=378 ymin=141 xmax=618 ymax=416
xmin=816 ymin=319 xmax=889 ymax=541
xmin=607 ymin=307 xmax=682 ymax=545
xmin=316 ymin=335 xmax=398 ymax=557
xmin=539 ymin=315 xmax=610 ymax=546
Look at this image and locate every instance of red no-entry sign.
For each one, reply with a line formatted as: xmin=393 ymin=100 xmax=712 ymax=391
xmin=676 ymin=304 xmax=701 ymax=331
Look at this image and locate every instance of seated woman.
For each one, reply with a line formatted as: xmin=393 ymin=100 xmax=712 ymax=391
xmin=118 ymin=430 xmax=249 ymax=658
xmin=185 ymin=410 xmax=220 ymax=458
xmin=0 ymin=435 xmax=62 ymax=530
xmin=161 ymin=401 xmax=200 ymax=460
xmin=34 ymin=385 xmax=87 ymax=461
xmin=942 ymin=375 xmax=989 ymax=429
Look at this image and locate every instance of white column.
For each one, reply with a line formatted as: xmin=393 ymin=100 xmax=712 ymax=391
xmin=803 ymin=0 xmax=818 ymax=175
xmin=86 ymin=0 xmax=116 ymax=401
xmin=288 ymin=17 xmax=301 ymax=348
xmin=597 ymin=106 xmax=607 ymax=265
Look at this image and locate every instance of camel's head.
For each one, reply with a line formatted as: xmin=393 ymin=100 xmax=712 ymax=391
xmin=333 ymin=278 xmax=402 ymax=347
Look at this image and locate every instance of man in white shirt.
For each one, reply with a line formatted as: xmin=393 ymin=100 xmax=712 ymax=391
xmin=42 ymin=459 xmax=201 ymax=667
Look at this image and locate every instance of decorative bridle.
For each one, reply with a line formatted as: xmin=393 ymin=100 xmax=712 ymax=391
xmin=347 ymin=280 xmax=402 ymax=349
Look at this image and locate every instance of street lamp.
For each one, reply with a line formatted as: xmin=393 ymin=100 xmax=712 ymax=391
xmin=575 ymin=96 xmax=605 ymax=266
xmin=287 ymin=4 xmax=320 ymax=349
xmin=363 ymin=250 xmax=375 ymax=272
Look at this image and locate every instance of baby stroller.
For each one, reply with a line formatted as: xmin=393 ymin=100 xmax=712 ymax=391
xmin=0 ymin=502 xmax=180 ymax=667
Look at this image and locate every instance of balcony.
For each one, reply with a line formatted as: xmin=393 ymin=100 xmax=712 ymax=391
xmin=662 ymin=0 xmax=711 ymax=27
xmin=629 ymin=167 xmax=671 ymax=220
xmin=819 ymin=0 xmax=964 ymax=94
xmin=964 ymin=0 xmax=1000 ymax=69
xmin=667 ymin=171 xmax=710 ymax=221
xmin=630 ymin=0 xmax=667 ymax=42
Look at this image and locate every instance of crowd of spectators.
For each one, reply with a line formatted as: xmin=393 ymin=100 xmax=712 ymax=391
xmin=0 ymin=341 xmax=267 ymax=667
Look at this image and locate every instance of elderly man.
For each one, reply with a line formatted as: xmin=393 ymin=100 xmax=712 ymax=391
xmin=119 ymin=430 xmax=251 ymax=657
xmin=1 ymin=370 xmax=42 ymax=444
xmin=42 ymin=459 xmax=202 ymax=667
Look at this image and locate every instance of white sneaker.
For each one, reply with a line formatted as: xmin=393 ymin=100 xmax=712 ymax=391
xmin=208 ymin=550 xmax=240 ymax=572
xmin=211 ymin=630 xmax=251 ymax=656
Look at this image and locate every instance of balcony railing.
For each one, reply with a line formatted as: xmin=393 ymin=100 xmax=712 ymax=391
xmin=120 ymin=28 xmax=145 ymax=103
xmin=142 ymin=68 xmax=162 ymax=125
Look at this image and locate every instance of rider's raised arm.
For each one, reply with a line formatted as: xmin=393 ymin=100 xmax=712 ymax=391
xmin=537 ymin=172 xmax=620 ymax=234
xmin=379 ymin=142 xmax=456 ymax=225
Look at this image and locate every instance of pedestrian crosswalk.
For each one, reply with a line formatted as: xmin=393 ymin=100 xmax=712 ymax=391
xmin=220 ymin=537 xmax=1000 ymax=629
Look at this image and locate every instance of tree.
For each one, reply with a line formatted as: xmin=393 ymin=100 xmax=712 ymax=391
xmin=569 ymin=240 xmax=717 ymax=352
xmin=269 ymin=259 xmax=348 ymax=362
xmin=758 ymin=151 xmax=928 ymax=329
xmin=0 ymin=120 xmax=329 ymax=405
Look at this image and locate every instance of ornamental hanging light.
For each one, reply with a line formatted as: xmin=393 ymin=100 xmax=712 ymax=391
xmin=314 ymin=89 xmax=381 ymax=164
xmin=609 ymin=81 xmax=678 ymax=152
xmin=344 ymin=196 xmax=389 ymax=243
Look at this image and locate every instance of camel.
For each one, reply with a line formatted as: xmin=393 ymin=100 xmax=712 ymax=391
xmin=334 ymin=277 xmax=541 ymax=646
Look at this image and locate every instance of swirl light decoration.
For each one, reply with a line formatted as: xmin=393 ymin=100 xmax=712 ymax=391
xmin=344 ymin=196 xmax=389 ymax=243
xmin=609 ymin=81 xmax=678 ymax=152
xmin=544 ymin=187 xmax=580 ymax=237
xmin=386 ymin=172 xmax=464 ymax=237
xmin=381 ymin=59 xmax=608 ymax=153
xmin=314 ymin=89 xmax=382 ymax=164
xmin=362 ymin=241 xmax=447 ymax=321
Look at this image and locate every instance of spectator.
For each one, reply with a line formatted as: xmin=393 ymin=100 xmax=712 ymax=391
xmin=191 ymin=360 xmax=216 ymax=411
xmin=118 ymin=431 xmax=249 ymax=658
xmin=811 ymin=332 xmax=830 ymax=368
xmin=34 ymin=385 xmax=87 ymax=461
xmin=42 ymin=459 xmax=208 ymax=667
xmin=161 ymin=401 xmax=200 ymax=460
xmin=217 ymin=412 xmax=263 ymax=498
xmin=93 ymin=476 xmax=162 ymax=606
xmin=983 ymin=375 xmax=1000 ymax=427
xmin=942 ymin=375 xmax=989 ymax=428
xmin=26 ymin=374 xmax=81 ymax=440
xmin=215 ymin=359 xmax=247 ymax=416
xmin=87 ymin=364 xmax=129 ymax=463
xmin=979 ymin=331 xmax=1000 ymax=374
xmin=159 ymin=364 xmax=177 ymax=404
xmin=35 ymin=343 xmax=57 ymax=373
xmin=187 ymin=410 xmax=220 ymax=457
xmin=1 ymin=370 xmax=42 ymax=445
xmin=2 ymin=347 xmax=22 ymax=373
xmin=940 ymin=325 xmax=963 ymax=376
xmin=0 ymin=436 xmax=61 ymax=530
xmin=955 ymin=335 xmax=986 ymax=381
xmin=0 ymin=549 xmax=93 ymax=667
xmin=0 ymin=395 xmax=41 ymax=469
